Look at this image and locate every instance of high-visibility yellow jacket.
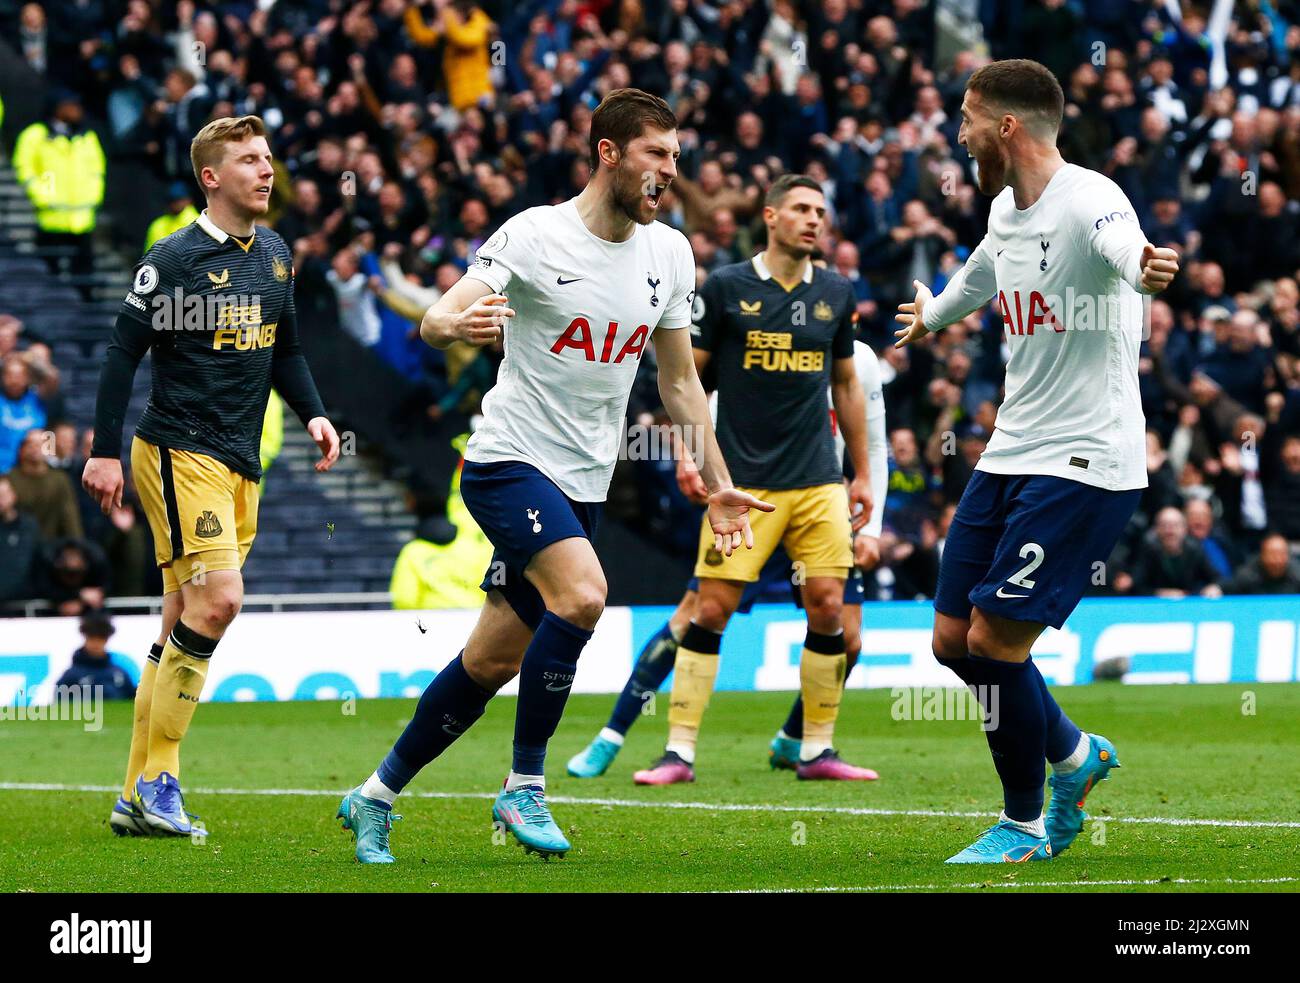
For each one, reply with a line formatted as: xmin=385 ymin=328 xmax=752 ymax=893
xmin=405 ymin=5 xmax=495 ymax=110
xmin=390 ymin=444 xmax=494 ymax=610
xmin=144 ymin=204 xmax=199 ymax=252
xmin=259 ymin=388 xmax=284 ymax=485
xmin=13 ymin=122 xmax=105 ymax=234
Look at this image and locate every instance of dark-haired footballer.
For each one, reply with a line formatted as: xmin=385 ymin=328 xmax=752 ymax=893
xmin=894 ymin=60 xmax=1180 ymax=863
xmin=336 ymin=88 xmax=772 ymax=864
xmin=618 ymin=174 xmax=879 ymax=786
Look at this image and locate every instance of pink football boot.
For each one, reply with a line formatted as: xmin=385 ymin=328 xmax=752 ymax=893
xmin=795 ymin=749 xmax=879 ymax=781
xmin=633 ymin=751 xmax=696 ymax=785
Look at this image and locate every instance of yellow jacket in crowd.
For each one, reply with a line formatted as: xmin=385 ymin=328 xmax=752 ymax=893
xmin=145 ymin=204 xmax=200 ymax=252
xmin=13 ymin=121 xmax=105 ymax=234
xmin=405 ymin=4 xmax=495 ymax=111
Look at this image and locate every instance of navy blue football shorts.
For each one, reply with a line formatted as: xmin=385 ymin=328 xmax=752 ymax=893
xmin=460 ymin=459 xmax=602 ymax=631
xmin=935 ymin=470 xmax=1140 ymax=630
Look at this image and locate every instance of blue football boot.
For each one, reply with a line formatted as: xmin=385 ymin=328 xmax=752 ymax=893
xmin=337 ymin=786 xmax=399 ymax=864
xmin=492 ymin=784 xmax=570 ymax=858
xmin=1047 ymin=733 xmax=1121 ymax=855
xmin=109 ymin=795 xmax=151 ymax=837
xmin=567 ymin=735 xmax=622 ymax=778
xmin=946 ymin=820 xmax=1053 ymax=864
xmin=132 ymin=772 xmax=203 ymax=837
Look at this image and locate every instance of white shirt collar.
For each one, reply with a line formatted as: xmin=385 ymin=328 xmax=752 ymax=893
xmin=751 ymin=251 xmax=813 ymax=284
xmin=196 ymin=209 xmax=256 ymax=246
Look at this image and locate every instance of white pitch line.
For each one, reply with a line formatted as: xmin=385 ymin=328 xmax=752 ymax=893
xmin=1 ymin=781 xmax=1298 ymax=831
xmin=729 ymin=877 xmax=1300 ymax=893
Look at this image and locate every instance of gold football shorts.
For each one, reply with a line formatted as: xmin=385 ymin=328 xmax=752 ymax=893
xmin=693 ymin=482 xmax=852 ymax=583
xmin=131 ymin=436 xmax=259 ymax=593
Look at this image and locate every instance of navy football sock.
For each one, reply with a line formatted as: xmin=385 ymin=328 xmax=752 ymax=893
xmin=955 ymin=655 xmax=1047 ymax=823
xmin=379 ymin=653 xmax=495 ymax=793
xmin=606 ymin=621 xmax=679 ymax=736
xmin=1029 ymin=659 xmax=1083 ymax=764
xmin=512 ymin=611 xmax=593 ymax=776
xmin=781 ymin=647 xmax=860 ymax=738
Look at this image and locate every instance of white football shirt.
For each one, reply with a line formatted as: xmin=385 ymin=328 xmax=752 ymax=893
xmin=921 ymin=163 xmax=1150 ymax=491
xmin=463 ymin=198 xmax=696 ymax=502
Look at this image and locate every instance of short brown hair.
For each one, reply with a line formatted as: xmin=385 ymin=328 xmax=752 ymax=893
xmin=190 ymin=115 xmax=267 ymax=192
xmin=966 ymin=59 xmax=1064 ymax=136
xmin=589 ymin=88 xmax=677 ymax=167
xmin=765 ymin=173 xmax=823 ymax=208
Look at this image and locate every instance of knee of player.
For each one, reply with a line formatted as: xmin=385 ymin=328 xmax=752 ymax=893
xmin=556 ymin=582 xmax=606 ymax=629
xmin=844 ymin=625 xmax=862 ymax=660
xmin=194 ymin=591 xmax=242 ymax=633
xmin=965 ymin=620 xmax=1007 ymax=662
xmin=692 ymin=595 xmax=732 ymax=632
xmin=804 ymin=595 xmax=843 ymax=632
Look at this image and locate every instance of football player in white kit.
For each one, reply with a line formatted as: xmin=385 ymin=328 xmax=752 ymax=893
xmin=337 ymin=89 xmax=773 ymax=862
xmin=893 ymin=60 xmax=1179 ymax=864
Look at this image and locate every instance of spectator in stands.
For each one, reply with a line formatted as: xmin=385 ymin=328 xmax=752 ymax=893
xmin=1223 ymin=532 xmax=1300 ymax=595
xmin=0 ymin=474 xmax=42 ymax=604
xmin=1197 ymin=309 xmax=1274 ymax=415
xmin=1 ymin=355 xmax=47 ymax=473
xmin=1184 ymin=498 xmax=1240 ymax=581
xmin=144 ymin=181 xmax=200 ymax=251
xmin=41 ymin=537 xmax=108 ymax=616
xmin=1117 ymin=507 xmax=1223 ymax=598
xmin=12 ymin=90 xmax=105 ymax=285
xmin=1266 ymin=435 xmax=1300 ymax=543
xmin=327 ymin=246 xmax=382 ymax=348
xmin=6 ymin=428 xmax=82 ymax=541
xmin=55 ymin=611 xmax=137 ymax=701
xmin=885 ymin=428 xmax=939 ymax=541
xmin=404 ymin=0 xmax=496 ymax=111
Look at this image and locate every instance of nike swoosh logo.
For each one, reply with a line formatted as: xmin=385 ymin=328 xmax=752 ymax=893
xmin=996 ymin=586 xmax=1029 ymax=599
xmin=556 ymin=275 xmax=584 ymax=285
xmin=442 ymin=724 xmax=464 ymax=736
xmin=545 ymin=682 xmax=572 ymax=692
xmin=996 ymin=249 xmax=1005 ymax=257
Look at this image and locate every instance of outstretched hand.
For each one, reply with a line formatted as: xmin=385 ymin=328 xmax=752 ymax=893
xmin=894 ymin=279 xmax=934 ymax=348
xmin=706 ymin=487 xmax=776 ymax=556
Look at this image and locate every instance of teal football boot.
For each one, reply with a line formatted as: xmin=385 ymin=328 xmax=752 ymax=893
xmin=492 ymin=784 xmax=570 ymax=858
xmin=1047 ymin=733 xmax=1120 ymax=855
xmin=946 ymin=821 xmax=1053 ymax=864
xmin=337 ymin=786 xmax=400 ymax=864
xmin=566 ymin=735 xmax=622 ymax=778
xmin=768 ymin=733 xmax=801 ymax=771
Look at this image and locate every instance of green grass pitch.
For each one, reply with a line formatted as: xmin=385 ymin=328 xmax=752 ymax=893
xmin=1 ymin=684 xmax=1297 ymax=893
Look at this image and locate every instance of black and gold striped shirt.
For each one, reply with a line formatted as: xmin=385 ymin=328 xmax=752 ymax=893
xmin=91 ymin=210 xmax=326 ymax=481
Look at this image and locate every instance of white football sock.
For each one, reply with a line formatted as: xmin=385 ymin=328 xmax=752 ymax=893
xmin=800 ymin=741 xmax=831 ymax=762
xmin=598 ymin=727 xmax=625 ymax=746
xmin=360 ymin=771 xmax=398 ymax=805
xmin=665 ymin=742 xmax=695 ymax=764
xmin=1051 ymin=732 xmax=1092 ymax=774
xmin=1000 ymin=811 xmax=1046 ymax=838
xmin=505 ymin=771 xmax=544 ymax=792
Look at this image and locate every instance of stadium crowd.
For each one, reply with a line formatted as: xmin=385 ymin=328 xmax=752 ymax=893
xmin=4 ymin=0 xmax=1300 ymax=609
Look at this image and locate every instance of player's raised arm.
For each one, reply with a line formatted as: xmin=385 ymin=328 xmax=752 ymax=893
xmin=418 ymin=274 xmax=515 ymax=350
xmin=654 ymin=324 xmax=774 ymax=556
xmin=1079 ymin=185 xmax=1179 ymax=294
xmin=894 ymin=235 xmax=997 ymax=347
xmin=421 ymin=214 xmax=531 ymax=349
